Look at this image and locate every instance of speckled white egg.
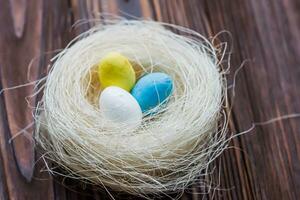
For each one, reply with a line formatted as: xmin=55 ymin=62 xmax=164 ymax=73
xmin=99 ymin=86 xmax=142 ymax=129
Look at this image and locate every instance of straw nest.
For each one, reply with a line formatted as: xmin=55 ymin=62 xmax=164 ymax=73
xmin=35 ymin=20 xmax=228 ymax=196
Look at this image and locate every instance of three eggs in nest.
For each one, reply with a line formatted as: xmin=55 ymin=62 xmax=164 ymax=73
xmin=97 ymin=52 xmax=173 ymax=128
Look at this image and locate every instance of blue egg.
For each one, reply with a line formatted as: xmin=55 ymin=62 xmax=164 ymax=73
xmin=131 ymin=72 xmax=173 ymax=113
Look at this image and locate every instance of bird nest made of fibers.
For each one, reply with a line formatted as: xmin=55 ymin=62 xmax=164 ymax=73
xmin=34 ymin=20 xmax=228 ymax=197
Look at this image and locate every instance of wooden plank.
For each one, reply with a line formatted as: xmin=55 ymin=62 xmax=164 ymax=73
xmin=203 ymin=0 xmax=300 ymax=199
xmin=0 ymin=0 xmax=299 ymax=199
xmin=0 ymin=0 xmax=38 ymax=182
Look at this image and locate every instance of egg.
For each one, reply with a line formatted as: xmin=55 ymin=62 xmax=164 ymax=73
xmin=131 ymin=72 xmax=173 ymax=113
xmin=99 ymin=86 xmax=142 ymax=128
xmin=98 ymin=52 xmax=136 ymax=91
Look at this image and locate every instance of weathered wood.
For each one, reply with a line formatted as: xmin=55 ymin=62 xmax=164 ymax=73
xmin=0 ymin=0 xmax=299 ymax=199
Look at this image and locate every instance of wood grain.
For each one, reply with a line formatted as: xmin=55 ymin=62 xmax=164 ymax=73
xmin=0 ymin=0 xmax=299 ymax=199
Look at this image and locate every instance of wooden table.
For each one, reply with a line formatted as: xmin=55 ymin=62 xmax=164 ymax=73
xmin=0 ymin=0 xmax=299 ymax=199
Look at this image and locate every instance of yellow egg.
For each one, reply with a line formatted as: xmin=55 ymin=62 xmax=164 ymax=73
xmin=98 ymin=52 xmax=136 ymax=91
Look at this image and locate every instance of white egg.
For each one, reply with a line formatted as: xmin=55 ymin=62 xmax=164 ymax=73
xmin=99 ymin=86 xmax=142 ymax=129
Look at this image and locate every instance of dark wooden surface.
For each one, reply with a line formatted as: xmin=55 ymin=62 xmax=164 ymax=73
xmin=0 ymin=0 xmax=299 ymax=199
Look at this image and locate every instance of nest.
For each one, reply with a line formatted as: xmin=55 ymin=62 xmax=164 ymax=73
xmin=35 ymin=20 xmax=228 ymax=196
